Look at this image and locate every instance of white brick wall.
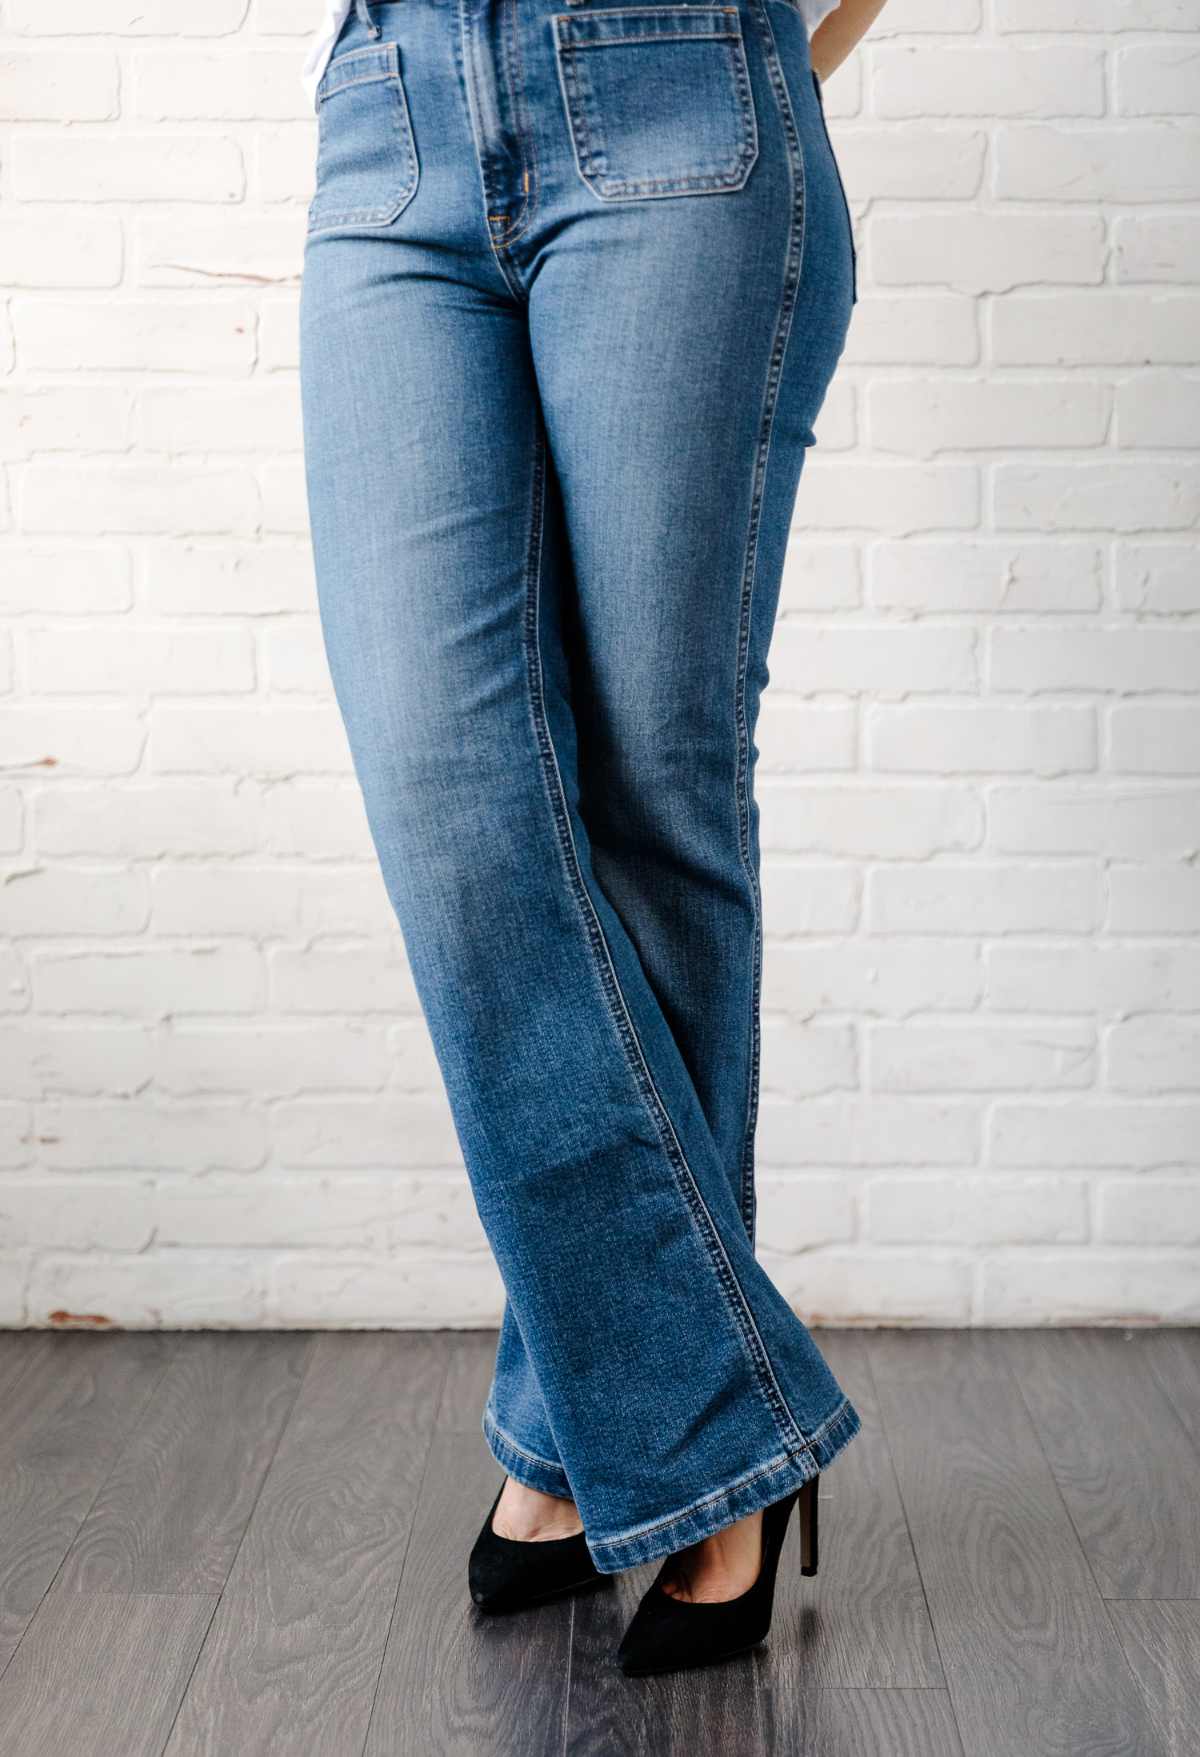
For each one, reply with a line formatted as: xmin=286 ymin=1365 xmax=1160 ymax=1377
xmin=1 ymin=0 xmax=1197 ymax=1329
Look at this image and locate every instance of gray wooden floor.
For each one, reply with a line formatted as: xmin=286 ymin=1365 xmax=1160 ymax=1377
xmin=0 ymin=1328 xmax=1196 ymax=1756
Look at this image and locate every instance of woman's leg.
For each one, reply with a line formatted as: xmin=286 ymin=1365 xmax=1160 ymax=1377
xmin=300 ymin=0 xmax=860 ymax=1576
xmin=486 ymin=0 xmax=861 ymax=1512
xmin=485 ymin=0 xmax=861 ymax=1564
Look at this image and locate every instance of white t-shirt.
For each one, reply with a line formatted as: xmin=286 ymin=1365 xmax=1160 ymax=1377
xmin=301 ymin=0 xmax=841 ymax=111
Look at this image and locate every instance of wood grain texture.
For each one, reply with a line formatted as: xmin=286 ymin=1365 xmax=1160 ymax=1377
xmin=761 ymin=1686 xmax=964 ymax=1757
xmin=770 ymin=1330 xmax=944 ymax=1688
xmin=60 ymin=1332 xmax=311 ymax=1595
xmin=0 ymin=1588 xmax=214 ymax=1757
xmin=367 ymin=1431 xmax=571 ymax=1757
xmin=165 ymin=1332 xmax=448 ymax=1757
xmin=866 ymin=1330 xmax=1167 ymax=1757
xmin=0 ymin=1326 xmax=1195 ymax=1756
xmin=0 ymin=1334 xmax=46 ymax=1405
xmin=1140 ymin=1329 xmax=1200 ymax=1454
xmin=865 ymin=1326 xmax=1013 ymax=1390
xmin=0 ymin=1332 xmax=171 ymax=1674
xmin=1110 ymin=1600 xmax=1200 ymax=1757
xmin=437 ymin=1330 xmax=499 ymax=1434
xmin=995 ymin=1328 xmax=1200 ymax=1600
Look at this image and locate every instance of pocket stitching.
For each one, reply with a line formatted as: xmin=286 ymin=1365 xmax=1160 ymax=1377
xmin=552 ymin=8 xmax=760 ymax=202
xmin=317 ymin=41 xmax=399 ymax=102
xmin=308 ymin=43 xmax=419 ymax=234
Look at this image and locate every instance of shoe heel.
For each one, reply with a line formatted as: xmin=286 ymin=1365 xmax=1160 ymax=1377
xmin=797 ymin=1476 xmax=819 ymax=1577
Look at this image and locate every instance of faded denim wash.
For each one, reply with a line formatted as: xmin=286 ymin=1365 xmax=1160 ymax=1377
xmin=300 ymin=0 xmax=861 ymax=1573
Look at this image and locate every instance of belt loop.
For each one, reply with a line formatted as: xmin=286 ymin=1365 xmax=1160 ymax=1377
xmin=355 ymin=0 xmax=382 ymax=37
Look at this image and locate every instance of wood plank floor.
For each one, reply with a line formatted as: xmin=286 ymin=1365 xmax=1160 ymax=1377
xmin=0 ymin=1327 xmax=1194 ymax=1757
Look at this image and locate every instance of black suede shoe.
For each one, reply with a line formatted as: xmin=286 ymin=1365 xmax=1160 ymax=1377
xmin=616 ymin=1477 xmax=817 ymax=1677
xmin=468 ymin=1480 xmax=608 ymax=1614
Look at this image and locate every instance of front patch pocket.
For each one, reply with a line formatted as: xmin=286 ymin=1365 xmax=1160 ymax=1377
xmin=307 ymin=42 xmax=419 ymax=235
xmin=552 ymin=6 xmax=759 ymax=202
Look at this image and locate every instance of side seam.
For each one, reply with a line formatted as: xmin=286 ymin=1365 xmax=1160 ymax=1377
xmin=735 ymin=0 xmax=809 ymax=1249
xmin=520 ymin=419 xmax=813 ymax=1465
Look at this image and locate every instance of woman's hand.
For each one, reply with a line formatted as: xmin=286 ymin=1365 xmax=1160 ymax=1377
xmin=810 ymin=0 xmax=890 ymax=82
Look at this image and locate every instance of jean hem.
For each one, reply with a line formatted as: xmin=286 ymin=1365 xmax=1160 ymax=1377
xmin=584 ymin=1392 xmax=861 ymax=1574
xmin=482 ymin=1403 xmax=574 ymax=1499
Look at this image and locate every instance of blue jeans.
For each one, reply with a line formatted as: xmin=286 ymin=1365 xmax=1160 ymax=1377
xmin=299 ymin=0 xmax=861 ymax=1574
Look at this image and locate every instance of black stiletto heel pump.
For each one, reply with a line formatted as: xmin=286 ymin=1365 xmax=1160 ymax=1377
xmin=798 ymin=1472 xmax=819 ymax=1576
xmin=616 ymin=1476 xmax=819 ymax=1677
xmin=468 ymin=1479 xmax=608 ymax=1614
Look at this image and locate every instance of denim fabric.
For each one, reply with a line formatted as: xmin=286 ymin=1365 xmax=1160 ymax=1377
xmin=298 ymin=0 xmax=846 ymax=111
xmin=299 ymin=0 xmax=861 ymax=1575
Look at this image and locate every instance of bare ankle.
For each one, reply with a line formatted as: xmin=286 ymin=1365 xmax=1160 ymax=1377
xmin=492 ymin=1477 xmax=583 ymax=1542
xmin=659 ymin=1511 xmax=764 ymax=1604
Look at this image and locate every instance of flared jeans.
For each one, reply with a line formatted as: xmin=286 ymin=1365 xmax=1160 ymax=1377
xmin=299 ymin=0 xmax=861 ymax=1574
